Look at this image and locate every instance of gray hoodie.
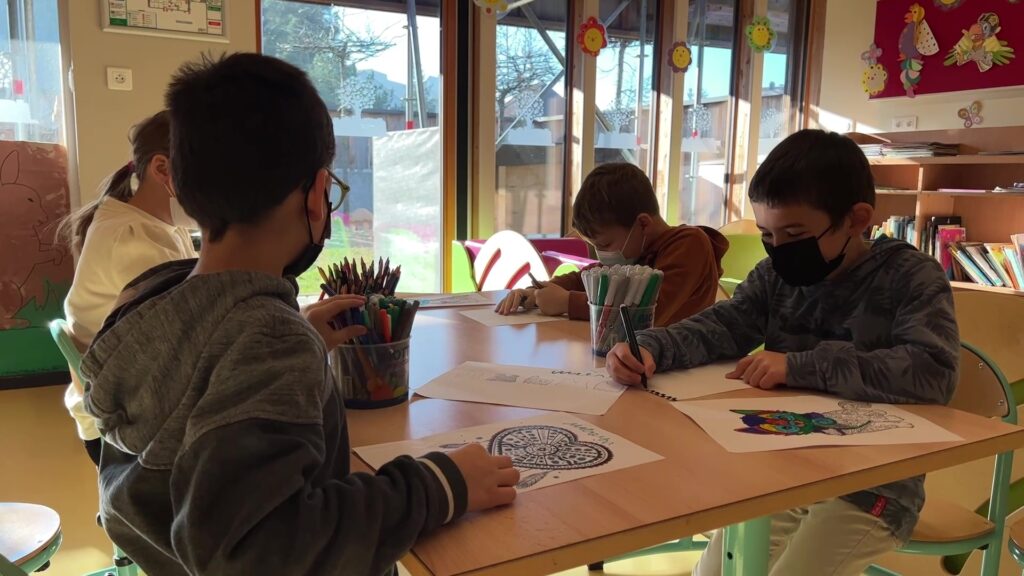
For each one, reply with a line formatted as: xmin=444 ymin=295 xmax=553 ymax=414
xmin=635 ymin=236 xmax=959 ymax=542
xmin=82 ymin=260 xmax=466 ymax=576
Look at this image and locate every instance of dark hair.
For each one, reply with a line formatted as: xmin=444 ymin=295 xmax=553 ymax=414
xmin=165 ymin=53 xmax=335 ymax=242
xmin=749 ymin=129 xmax=875 ymax=229
xmin=572 ymin=162 xmax=659 ymax=239
xmin=56 ymin=110 xmax=170 ymax=257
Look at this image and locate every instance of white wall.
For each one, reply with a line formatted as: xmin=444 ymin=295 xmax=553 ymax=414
xmin=817 ymin=0 xmax=1024 ymax=134
xmin=66 ymin=1 xmax=257 ymax=201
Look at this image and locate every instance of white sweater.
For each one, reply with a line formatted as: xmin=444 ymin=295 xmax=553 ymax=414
xmin=64 ymin=198 xmax=197 ymax=440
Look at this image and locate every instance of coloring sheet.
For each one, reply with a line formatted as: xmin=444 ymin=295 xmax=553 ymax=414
xmin=673 ymin=395 xmax=963 ymax=453
xmin=646 ymin=361 xmax=750 ymax=402
xmin=460 ymin=308 xmax=565 ymax=327
xmin=415 ymin=361 xmax=627 ymax=415
xmin=414 ymin=291 xmax=508 ymax=309
xmin=355 ymin=413 xmax=663 ymax=492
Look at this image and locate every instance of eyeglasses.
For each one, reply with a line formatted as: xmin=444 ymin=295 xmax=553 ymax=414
xmin=327 ymin=170 xmax=350 ymax=213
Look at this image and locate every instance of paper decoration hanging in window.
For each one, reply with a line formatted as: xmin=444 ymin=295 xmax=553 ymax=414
xmin=957 ymin=100 xmax=984 ymax=126
xmin=746 ymin=16 xmax=777 ymax=53
xmin=577 ymin=17 xmax=607 ymax=57
xmin=945 ymin=12 xmax=1016 ymax=71
xmin=669 ymin=41 xmax=693 ymax=72
xmin=473 ymin=0 xmax=508 ymax=15
xmin=935 ymin=0 xmax=966 ymax=10
xmin=898 ymin=3 xmax=940 ymax=98
xmin=860 ymin=43 xmax=889 ymax=95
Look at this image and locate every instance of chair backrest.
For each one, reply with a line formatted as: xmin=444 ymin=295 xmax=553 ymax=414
xmin=950 ymin=341 xmax=1015 ymax=423
xmin=953 ymin=291 xmax=1024 ymax=387
xmin=48 ymin=319 xmax=83 ymax=382
xmin=718 ymin=219 xmax=760 ymax=235
xmin=473 ymin=230 xmax=550 ymax=291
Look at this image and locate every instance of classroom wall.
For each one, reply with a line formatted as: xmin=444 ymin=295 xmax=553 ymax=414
xmin=817 ymin=0 xmax=1024 ymax=134
xmin=66 ymin=2 xmax=257 ymax=202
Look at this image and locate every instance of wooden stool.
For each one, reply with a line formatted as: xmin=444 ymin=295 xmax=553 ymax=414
xmin=1009 ymin=518 xmax=1024 ymax=573
xmin=0 ymin=503 xmax=62 ymax=574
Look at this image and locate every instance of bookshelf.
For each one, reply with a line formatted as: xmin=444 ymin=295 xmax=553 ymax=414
xmin=867 ymin=126 xmax=1024 ymax=296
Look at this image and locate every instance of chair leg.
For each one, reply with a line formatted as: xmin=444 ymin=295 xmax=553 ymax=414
xmin=587 ymin=561 xmax=604 ymax=571
xmin=113 ymin=547 xmax=137 ymax=576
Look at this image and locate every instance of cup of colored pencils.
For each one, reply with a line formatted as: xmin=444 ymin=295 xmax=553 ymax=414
xmin=319 ymin=259 xmax=419 ymax=409
xmin=582 ymin=265 xmax=662 ymax=357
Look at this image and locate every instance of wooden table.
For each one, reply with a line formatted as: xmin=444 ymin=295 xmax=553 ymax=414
xmin=347 ymin=307 xmax=1024 ymax=576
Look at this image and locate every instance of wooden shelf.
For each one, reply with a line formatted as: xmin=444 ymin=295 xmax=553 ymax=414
xmin=869 ymin=155 xmax=1024 ymax=166
xmin=876 ymin=189 xmax=1024 ymax=197
xmin=875 ymin=189 xmax=919 ymax=196
xmin=950 ymin=281 xmax=1024 ymax=297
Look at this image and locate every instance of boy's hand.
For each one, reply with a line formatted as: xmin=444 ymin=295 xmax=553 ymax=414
xmin=495 ymin=288 xmax=535 ymax=315
xmin=727 ymin=351 xmax=787 ymax=390
xmin=303 ymin=295 xmax=368 ymax=350
xmin=606 ymin=342 xmax=656 ymax=387
xmin=534 ymin=283 xmax=569 ymax=316
xmin=447 ymin=443 xmax=520 ymax=512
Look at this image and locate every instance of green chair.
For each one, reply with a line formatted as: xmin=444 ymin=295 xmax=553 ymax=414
xmin=866 ymin=341 xmax=1016 ymax=576
xmin=1010 ymin=520 xmax=1024 ymax=574
xmin=718 ymin=220 xmax=766 ymax=298
xmin=0 ymin=554 xmax=28 ymax=576
xmin=0 ymin=502 xmax=62 ymax=575
xmin=48 ymin=320 xmax=139 ymax=576
xmin=450 ymin=241 xmax=479 ymax=294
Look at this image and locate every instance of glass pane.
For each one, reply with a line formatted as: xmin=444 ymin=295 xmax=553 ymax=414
xmin=262 ymin=0 xmax=442 ymax=295
xmin=594 ymin=0 xmax=656 ymax=173
xmin=494 ymin=1 xmax=569 ymax=237
xmin=0 ymin=0 xmax=65 ymax=144
xmin=677 ymin=0 xmax=736 ymax=227
xmin=757 ymin=0 xmax=804 ymax=163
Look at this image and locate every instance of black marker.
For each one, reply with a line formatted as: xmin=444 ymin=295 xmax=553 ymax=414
xmin=619 ymin=304 xmax=648 ymax=389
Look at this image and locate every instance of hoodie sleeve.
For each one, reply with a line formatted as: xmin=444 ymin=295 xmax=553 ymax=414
xmin=168 ymin=331 xmax=466 ymax=576
xmin=649 ymin=227 xmax=726 ymax=326
xmin=636 ymin=262 xmax=770 ymax=372
xmin=785 ymin=257 xmax=959 ymax=405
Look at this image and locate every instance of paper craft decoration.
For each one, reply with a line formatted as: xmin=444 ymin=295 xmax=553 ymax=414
xmin=355 ymin=413 xmax=663 ymax=492
xmin=746 ymin=16 xmax=777 ymax=53
xmin=415 ymin=361 xmax=627 ymax=415
xmin=958 ymin=100 xmax=984 ymax=126
xmin=668 ymin=41 xmax=693 ymax=72
xmin=577 ymin=16 xmax=607 ymax=57
xmin=414 ymin=291 xmax=507 ymax=309
xmin=945 ymin=11 xmax=1016 ymax=71
xmin=646 ymin=362 xmax=750 ymax=402
xmin=935 ymin=0 xmax=967 ymax=10
xmin=673 ymin=396 xmax=963 ymax=453
xmin=459 ymin=308 xmax=565 ymax=327
xmin=860 ymin=43 xmax=889 ymax=95
xmin=899 ymin=3 xmax=940 ymax=98
xmin=473 ymin=0 xmax=508 ymax=15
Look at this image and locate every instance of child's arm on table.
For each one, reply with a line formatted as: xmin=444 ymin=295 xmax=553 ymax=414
xmin=168 ymin=332 xmax=517 ymax=576
xmin=786 ymin=259 xmax=958 ymax=405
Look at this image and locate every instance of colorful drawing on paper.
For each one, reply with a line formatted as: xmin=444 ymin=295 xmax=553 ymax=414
xmin=861 ymin=43 xmax=889 ymax=95
xmin=898 ymin=3 xmax=940 ymax=97
xmin=958 ymin=100 xmax=984 ymax=126
xmin=473 ymin=0 xmax=508 ymax=15
xmin=577 ymin=17 xmax=608 ymax=57
xmin=672 ymin=395 xmax=963 ymax=453
xmin=668 ymin=41 xmax=693 ymax=72
xmin=944 ymin=12 xmax=1016 ymax=71
xmin=746 ymin=16 xmax=777 ymax=53
xmin=354 ymin=413 xmax=663 ymax=493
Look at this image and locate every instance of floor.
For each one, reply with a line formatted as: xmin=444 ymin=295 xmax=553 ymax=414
xmin=3 ymin=384 xmax=1023 ymax=576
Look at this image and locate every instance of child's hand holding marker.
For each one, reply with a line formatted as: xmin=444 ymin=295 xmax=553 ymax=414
xmin=304 ymin=295 xmax=368 ymax=349
xmin=605 ymin=342 xmax=656 ymax=387
xmin=495 ymin=288 xmax=536 ymax=315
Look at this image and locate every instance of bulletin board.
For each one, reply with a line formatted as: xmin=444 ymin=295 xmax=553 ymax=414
xmin=0 ymin=142 xmax=73 ymax=386
xmin=871 ymin=0 xmax=1024 ymax=99
xmin=102 ymin=0 xmax=227 ymax=43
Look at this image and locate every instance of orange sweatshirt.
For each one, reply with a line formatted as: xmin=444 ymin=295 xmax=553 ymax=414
xmin=550 ymin=225 xmax=729 ymax=327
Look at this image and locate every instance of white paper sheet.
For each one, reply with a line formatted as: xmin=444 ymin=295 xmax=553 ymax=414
xmin=673 ymin=395 xmax=963 ymax=453
xmin=459 ymin=308 xmax=565 ymax=326
xmin=355 ymin=413 xmax=663 ymax=492
xmin=415 ymin=361 xmax=627 ymax=415
xmin=646 ymin=361 xmax=750 ymax=402
xmin=412 ymin=291 xmax=509 ymax=309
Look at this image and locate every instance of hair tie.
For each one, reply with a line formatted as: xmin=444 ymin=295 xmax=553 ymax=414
xmin=126 ymin=160 xmax=135 ymax=173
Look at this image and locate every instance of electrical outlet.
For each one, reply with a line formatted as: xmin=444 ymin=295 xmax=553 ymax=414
xmin=106 ymin=67 xmax=133 ymax=91
xmin=891 ymin=115 xmax=918 ymax=130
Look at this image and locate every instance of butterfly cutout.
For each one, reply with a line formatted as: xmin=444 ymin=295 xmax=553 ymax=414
xmin=958 ymin=100 xmax=983 ymax=128
xmin=861 ymin=43 xmax=883 ymax=66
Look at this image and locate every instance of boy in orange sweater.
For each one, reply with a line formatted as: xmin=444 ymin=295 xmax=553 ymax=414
xmin=496 ymin=163 xmax=728 ymax=327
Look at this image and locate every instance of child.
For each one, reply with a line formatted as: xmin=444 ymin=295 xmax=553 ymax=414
xmin=495 ymin=162 xmax=728 ymax=327
xmin=58 ymin=110 xmax=197 ymax=466
xmin=606 ymin=130 xmax=959 ymax=576
xmin=81 ymin=53 xmax=518 ymax=576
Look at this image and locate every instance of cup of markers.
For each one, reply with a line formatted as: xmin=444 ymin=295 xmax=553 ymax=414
xmin=582 ymin=265 xmax=662 ymax=357
xmin=319 ymin=260 xmax=420 ymax=409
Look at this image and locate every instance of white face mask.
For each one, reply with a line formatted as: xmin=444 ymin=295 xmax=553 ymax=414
xmin=595 ymin=222 xmax=645 ymax=266
xmin=166 ymin=185 xmax=199 ymax=230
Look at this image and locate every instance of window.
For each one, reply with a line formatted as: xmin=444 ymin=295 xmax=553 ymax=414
xmin=0 ymin=0 xmax=65 ymax=144
xmin=493 ymin=1 xmax=568 ymax=237
xmin=756 ymin=0 xmax=808 ymax=163
xmin=676 ymin=0 xmax=736 ymax=227
xmin=261 ymin=0 xmax=443 ymax=294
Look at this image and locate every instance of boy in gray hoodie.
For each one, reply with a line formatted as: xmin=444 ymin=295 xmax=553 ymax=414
xmin=606 ymin=130 xmax=959 ymax=576
xmin=82 ymin=53 xmax=519 ymax=576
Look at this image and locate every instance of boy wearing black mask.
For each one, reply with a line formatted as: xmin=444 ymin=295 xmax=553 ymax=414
xmin=605 ymin=129 xmax=959 ymax=575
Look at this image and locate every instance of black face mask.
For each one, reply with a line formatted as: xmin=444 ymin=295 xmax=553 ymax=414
xmin=283 ymin=185 xmax=331 ymax=278
xmin=763 ymin=228 xmax=851 ymax=287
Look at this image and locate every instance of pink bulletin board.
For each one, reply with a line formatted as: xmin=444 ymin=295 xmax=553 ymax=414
xmin=872 ymin=0 xmax=1024 ymax=99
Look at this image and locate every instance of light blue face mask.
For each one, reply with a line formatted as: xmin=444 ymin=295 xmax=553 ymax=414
xmin=595 ymin=222 xmax=645 ymax=266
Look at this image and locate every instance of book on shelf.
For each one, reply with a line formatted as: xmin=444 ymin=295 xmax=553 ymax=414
xmin=937 ymin=226 xmax=966 ymax=279
xmin=922 ymin=216 xmax=963 ymax=258
xmin=1003 ymin=245 xmax=1024 ymax=290
xmin=985 ymin=243 xmax=1020 ymax=290
xmin=949 ymin=243 xmax=992 ymax=286
xmin=964 ymin=243 xmax=1006 ymax=287
xmin=946 ymin=235 xmax=1024 ymax=291
xmin=870 ymin=215 xmax=915 ymax=244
